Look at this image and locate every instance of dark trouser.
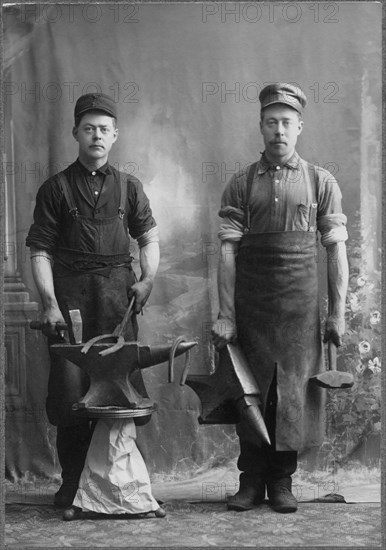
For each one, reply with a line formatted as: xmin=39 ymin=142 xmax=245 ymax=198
xmin=46 ymin=333 xmax=94 ymax=489
xmin=56 ymin=424 xmax=95 ymax=486
xmin=236 ymin=369 xmax=297 ymax=487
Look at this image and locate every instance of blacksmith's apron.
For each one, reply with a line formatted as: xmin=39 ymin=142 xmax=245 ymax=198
xmin=46 ymin=171 xmax=146 ymax=426
xmin=235 ymin=163 xmax=325 ymax=452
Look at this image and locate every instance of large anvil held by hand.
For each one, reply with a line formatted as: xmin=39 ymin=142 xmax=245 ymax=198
xmin=184 ymin=343 xmax=271 ymax=446
xmin=49 ymin=340 xmax=197 ymax=411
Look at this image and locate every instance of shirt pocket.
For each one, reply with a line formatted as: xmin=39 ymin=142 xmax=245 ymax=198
xmin=295 ymin=203 xmax=318 ymax=231
xmin=294 ymin=203 xmax=310 ymax=231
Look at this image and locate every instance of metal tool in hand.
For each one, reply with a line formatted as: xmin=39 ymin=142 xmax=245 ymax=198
xmin=30 ymin=309 xmax=82 ymax=344
xmin=81 ymin=296 xmax=136 ymax=356
xmin=310 ymin=340 xmax=354 ymax=389
xmin=310 ymin=282 xmax=354 ymax=390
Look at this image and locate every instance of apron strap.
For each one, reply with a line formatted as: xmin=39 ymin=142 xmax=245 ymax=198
xmin=306 ymin=163 xmax=318 ymax=232
xmin=58 ymin=172 xmax=79 ymax=219
xmin=243 ymin=162 xmax=258 ymax=233
xmin=118 ymin=172 xmax=127 ymax=220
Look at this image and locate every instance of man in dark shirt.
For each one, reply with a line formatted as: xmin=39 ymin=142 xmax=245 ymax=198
xmin=26 ymin=93 xmax=160 ymax=507
xmin=211 ymin=83 xmax=348 ymax=513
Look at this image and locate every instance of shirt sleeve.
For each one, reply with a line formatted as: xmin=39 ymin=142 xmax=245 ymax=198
xmin=218 ymin=172 xmax=246 ymax=223
xmin=126 ymin=175 xmax=157 ymax=240
xmin=136 ymin=226 xmax=159 ymax=248
xmin=316 ymin=167 xmax=348 ymax=246
xmin=218 ymin=170 xmax=249 ymax=241
xmin=25 ymin=176 xmax=62 ymax=252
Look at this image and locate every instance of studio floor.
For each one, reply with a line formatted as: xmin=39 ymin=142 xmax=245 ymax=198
xmin=5 ymin=465 xmax=382 ymax=548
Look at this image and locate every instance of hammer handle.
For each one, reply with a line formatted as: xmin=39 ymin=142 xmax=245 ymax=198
xmin=327 ymin=341 xmax=337 ymax=371
xmin=30 ymin=321 xmax=68 ymax=331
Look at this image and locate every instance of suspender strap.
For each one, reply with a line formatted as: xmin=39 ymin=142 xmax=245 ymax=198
xmin=242 ymin=159 xmax=318 ymax=234
xmin=59 ymin=170 xmax=127 ymax=220
xmin=58 ymin=172 xmax=79 ymax=219
xmin=306 ymin=163 xmax=318 ymax=232
xmin=244 ymin=162 xmax=258 ymax=234
xmin=118 ymin=172 xmax=127 ymax=219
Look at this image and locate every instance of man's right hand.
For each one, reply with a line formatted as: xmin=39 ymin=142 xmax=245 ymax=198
xmin=211 ymin=317 xmax=237 ymax=350
xmin=40 ymin=307 xmax=66 ymax=338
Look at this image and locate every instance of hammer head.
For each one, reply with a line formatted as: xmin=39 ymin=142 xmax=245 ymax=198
xmin=68 ymin=309 xmax=83 ymax=344
xmin=309 ymin=371 xmax=354 ymax=389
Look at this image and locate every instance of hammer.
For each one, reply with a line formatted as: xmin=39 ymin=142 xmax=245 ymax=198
xmin=310 ymin=341 xmax=354 ymax=389
xmin=30 ymin=309 xmax=83 ymax=344
xmin=310 ymin=278 xmax=354 ymax=390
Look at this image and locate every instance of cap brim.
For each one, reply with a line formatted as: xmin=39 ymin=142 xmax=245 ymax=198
xmin=262 ymin=99 xmax=303 ymax=114
xmin=75 ymin=107 xmax=116 ymax=118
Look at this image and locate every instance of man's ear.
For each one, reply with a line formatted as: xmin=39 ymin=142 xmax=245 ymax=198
xmin=72 ymin=126 xmax=79 ymax=141
xmin=297 ymin=120 xmax=304 ymax=136
xmin=112 ymin=128 xmax=119 ymax=142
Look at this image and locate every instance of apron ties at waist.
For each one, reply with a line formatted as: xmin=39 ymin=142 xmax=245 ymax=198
xmin=238 ymin=230 xmax=318 ymax=258
xmin=53 ymin=248 xmax=133 ymax=277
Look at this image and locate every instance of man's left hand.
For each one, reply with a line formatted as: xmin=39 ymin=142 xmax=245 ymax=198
xmin=128 ymin=280 xmax=153 ymax=314
xmin=323 ymin=315 xmax=345 ymax=347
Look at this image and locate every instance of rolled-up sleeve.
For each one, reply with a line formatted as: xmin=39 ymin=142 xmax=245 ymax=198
xmin=218 ymin=172 xmax=245 ymax=241
xmin=126 ymin=176 xmax=157 ymax=240
xmin=316 ymin=168 xmax=348 ymax=247
xmin=136 ymin=226 xmax=159 ymax=248
xmin=26 ymin=177 xmax=62 ymax=252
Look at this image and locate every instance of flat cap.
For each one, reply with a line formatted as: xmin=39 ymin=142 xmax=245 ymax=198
xmin=259 ymin=83 xmax=307 ymax=114
xmin=74 ymin=93 xmax=117 ymax=119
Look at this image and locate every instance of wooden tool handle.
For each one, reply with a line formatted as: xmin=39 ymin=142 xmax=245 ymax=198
xmin=327 ymin=341 xmax=337 ymax=372
xmin=30 ymin=321 xmax=68 ymax=331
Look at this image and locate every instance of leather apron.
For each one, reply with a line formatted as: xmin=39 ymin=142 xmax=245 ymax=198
xmin=46 ymin=171 xmax=146 ymax=426
xmin=235 ymin=164 xmax=325 ymax=452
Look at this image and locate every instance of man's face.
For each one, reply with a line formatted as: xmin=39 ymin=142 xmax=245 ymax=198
xmin=72 ymin=111 xmax=118 ymax=163
xmin=260 ymin=104 xmax=303 ymax=159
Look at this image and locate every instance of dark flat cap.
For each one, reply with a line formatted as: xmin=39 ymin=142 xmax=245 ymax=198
xmin=259 ymin=83 xmax=307 ymax=114
xmin=74 ymin=93 xmax=117 ymax=119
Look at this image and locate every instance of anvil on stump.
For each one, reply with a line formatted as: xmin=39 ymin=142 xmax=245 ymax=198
xmin=184 ymin=343 xmax=271 ymax=445
xmin=50 ymin=340 xmax=197 ymax=420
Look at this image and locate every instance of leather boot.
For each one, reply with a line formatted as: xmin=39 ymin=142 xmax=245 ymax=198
xmin=227 ymin=476 xmax=265 ymax=511
xmin=267 ymin=477 xmax=298 ymax=513
xmin=54 ymin=423 xmax=94 ymax=508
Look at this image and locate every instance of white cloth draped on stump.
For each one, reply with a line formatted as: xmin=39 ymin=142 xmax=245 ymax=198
xmin=73 ymin=418 xmax=159 ymax=514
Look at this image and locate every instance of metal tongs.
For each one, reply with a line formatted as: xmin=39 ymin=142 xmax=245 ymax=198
xmin=81 ymin=296 xmax=136 ymax=357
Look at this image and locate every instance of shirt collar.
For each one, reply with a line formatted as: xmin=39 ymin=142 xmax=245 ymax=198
xmin=257 ymin=151 xmax=301 ymax=174
xmin=76 ymin=158 xmax=112 ymax=176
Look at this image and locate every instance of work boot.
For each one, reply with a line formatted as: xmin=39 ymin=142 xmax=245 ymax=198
xmin=227 ymin=477 xmax=265 ymax=511
xmin=267 ymin=477 xmax=298 ymax=513
xmin=54 ymin=482 xmax=79 ymax=508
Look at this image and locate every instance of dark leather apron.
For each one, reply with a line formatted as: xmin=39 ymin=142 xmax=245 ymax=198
xmin=235 ymin=164 xmax=325 ymax=451
xmin=46 ymin=172 xmax=146 ymax=426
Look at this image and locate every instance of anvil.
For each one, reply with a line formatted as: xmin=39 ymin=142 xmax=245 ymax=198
xmin=50 ymin=340 xmax=197 ymax=413
xmin=184 ymin=343 xmax=271 ymax=446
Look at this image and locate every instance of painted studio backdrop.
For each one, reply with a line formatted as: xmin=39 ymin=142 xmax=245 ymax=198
xmin=4 ymin=3 xmax=381 ymax=488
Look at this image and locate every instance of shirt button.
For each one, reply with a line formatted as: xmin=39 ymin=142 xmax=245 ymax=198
xmin=274 ymin=179 xmax=280 ymax=183
xmin=94 ymin=191 xmax=99 ymax=195
xmin=91 ymin=171 xmax=96 ymax=176
xmin=274 ymin=197 xmax=278 ymax=202
xmin=276 ymin=166 xmax=280 ymax=170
